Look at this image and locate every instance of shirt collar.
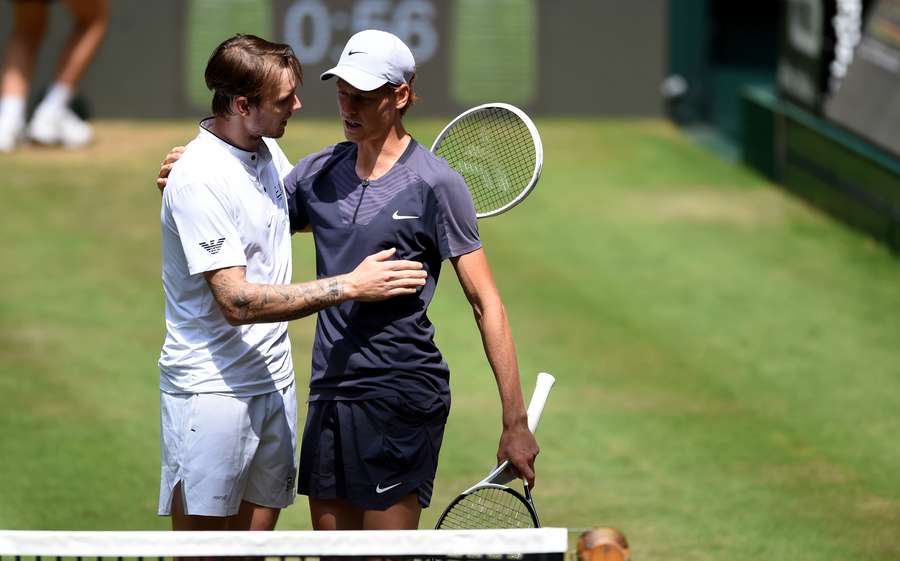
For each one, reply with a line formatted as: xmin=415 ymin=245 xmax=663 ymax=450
xmin=198 ymin=117 xmax=272 ymax=167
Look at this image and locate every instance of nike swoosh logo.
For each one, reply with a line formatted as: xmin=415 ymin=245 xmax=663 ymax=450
xmin=392 ymin=210 xmax=419 ymax=220
xmin=348 ymin=50 xmax=366 ymax=56
xmin=376 ymin=481 xmax=403 ymax=494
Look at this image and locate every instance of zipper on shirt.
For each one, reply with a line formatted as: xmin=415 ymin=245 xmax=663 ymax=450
xmin=352 ymin=179 xmax=369 ymax=224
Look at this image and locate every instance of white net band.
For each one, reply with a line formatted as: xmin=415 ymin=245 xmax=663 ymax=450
xmin=0 ymin=528 xmax=568 ymax=558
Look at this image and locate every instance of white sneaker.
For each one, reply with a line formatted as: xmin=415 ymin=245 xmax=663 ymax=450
xmin=25 ymin=105 xmax=60 ymax=145
xmin=0 ymin=116 xmax=24 ymax=152
xmin=27 ymin=106 xmax=94 ymax=147
xmin=57 ymin=107 xmax=93 ymax=147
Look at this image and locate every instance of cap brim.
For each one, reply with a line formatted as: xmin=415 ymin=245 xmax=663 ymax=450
xmin=320 ymin=65 xmax=388 ymax=91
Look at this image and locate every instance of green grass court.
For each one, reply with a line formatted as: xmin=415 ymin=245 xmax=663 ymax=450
xmin=1 ymin=118 xmax=899 ymax=561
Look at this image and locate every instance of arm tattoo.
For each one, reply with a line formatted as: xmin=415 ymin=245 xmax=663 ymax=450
xmin=325 ymin=279 xmax=343 ymax=302
xmin=207 ymin=270 xmax=347 ymax=324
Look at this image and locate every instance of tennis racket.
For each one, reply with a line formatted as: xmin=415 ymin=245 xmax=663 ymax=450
xmin=431 ymin=103 xmax=543 ymax=219
xmin=435 ymin=372 xmax=556 ymax=529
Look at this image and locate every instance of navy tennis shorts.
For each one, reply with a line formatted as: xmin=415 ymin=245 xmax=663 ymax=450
xmin=298 ymin=396 xmax=448 ymax=510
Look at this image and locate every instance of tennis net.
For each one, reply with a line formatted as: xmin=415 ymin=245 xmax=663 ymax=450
xmin=0 ymin=528 xmax=568 ymax=561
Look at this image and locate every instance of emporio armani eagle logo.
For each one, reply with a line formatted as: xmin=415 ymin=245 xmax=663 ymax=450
xmin=199 ymin=238 xmax=226 ymax=255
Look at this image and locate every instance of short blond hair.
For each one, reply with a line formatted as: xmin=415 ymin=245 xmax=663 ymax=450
xmin=206 ymin=34 xmax=303 ymax=117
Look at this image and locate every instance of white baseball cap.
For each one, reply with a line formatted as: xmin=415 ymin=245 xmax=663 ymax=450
xmin=320 ymin=29 xmax=416 ymax=91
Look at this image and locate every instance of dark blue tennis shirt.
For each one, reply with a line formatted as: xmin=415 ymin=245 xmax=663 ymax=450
xmin=283 ymin=139 xmax=480 ymax=408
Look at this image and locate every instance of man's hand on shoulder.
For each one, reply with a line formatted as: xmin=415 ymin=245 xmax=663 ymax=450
xmin=157 ymin=146 xmax=186 ymax=193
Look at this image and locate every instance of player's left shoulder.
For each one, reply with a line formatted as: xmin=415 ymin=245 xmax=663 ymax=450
xmin=405 ymin=139 xmax=450 ymax=172
xmin=403 ymin=140 xmax=466 ymax=192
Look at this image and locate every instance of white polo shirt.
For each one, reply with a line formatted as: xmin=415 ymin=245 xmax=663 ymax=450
xmin=158 ymin=120 xmax=295 ymax=396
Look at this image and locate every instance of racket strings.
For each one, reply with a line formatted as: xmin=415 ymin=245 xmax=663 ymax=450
xmin=435 ymin=107 xmax=538 ymax=215
xmin=438 ymin=487 xmax=536 ymax=529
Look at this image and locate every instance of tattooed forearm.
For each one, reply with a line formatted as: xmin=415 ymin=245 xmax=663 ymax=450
xmin=206 ymin=267 xmax=349 ymax=325
xmin=263 ymin=277 xmax=348 ymax=321
xmin=233 ymin=285 xmax=256 ymax=319
xmin=325 ymin=279 xmax=343 ymax=302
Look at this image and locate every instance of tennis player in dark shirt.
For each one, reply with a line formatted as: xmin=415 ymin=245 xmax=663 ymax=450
xmin=285 ymin=29 xmax=539 ymax=530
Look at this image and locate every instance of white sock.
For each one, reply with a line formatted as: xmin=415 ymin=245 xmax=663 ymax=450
xmin=0 ymin=96 xmax=26 ymax=126
xmin=35 ymin=83 xmax=73 ymax=115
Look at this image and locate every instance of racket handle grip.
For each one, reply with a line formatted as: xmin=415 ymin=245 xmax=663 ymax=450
xmin=526 ymin=372 xmax=556 ymax=433
xmin=489 ymin=372 xmax=556 ymax=486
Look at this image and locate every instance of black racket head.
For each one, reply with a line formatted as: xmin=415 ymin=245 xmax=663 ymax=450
xmin=431 ymin=103 xmax=543 ymax=218
xmin=435 ymin=484 xmax=539 ymax=529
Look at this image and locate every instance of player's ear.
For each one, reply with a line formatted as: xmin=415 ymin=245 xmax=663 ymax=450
xmin=394 ymin=83 xmax=411 ymax=112
xmin=233 ymin=96 xmax=251 ymax=116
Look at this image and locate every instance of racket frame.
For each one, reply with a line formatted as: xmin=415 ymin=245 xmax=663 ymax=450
xmin=434 ymin=482 xmax=540 ymax=530
xmin=430 ymin=102 xmax=544 ymax=218
xmin=434 ymin=372 xmax=555 ymax=529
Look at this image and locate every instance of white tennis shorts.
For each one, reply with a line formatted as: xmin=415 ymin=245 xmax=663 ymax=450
xmin=157 ymin=383 xmax=297 ymax=517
